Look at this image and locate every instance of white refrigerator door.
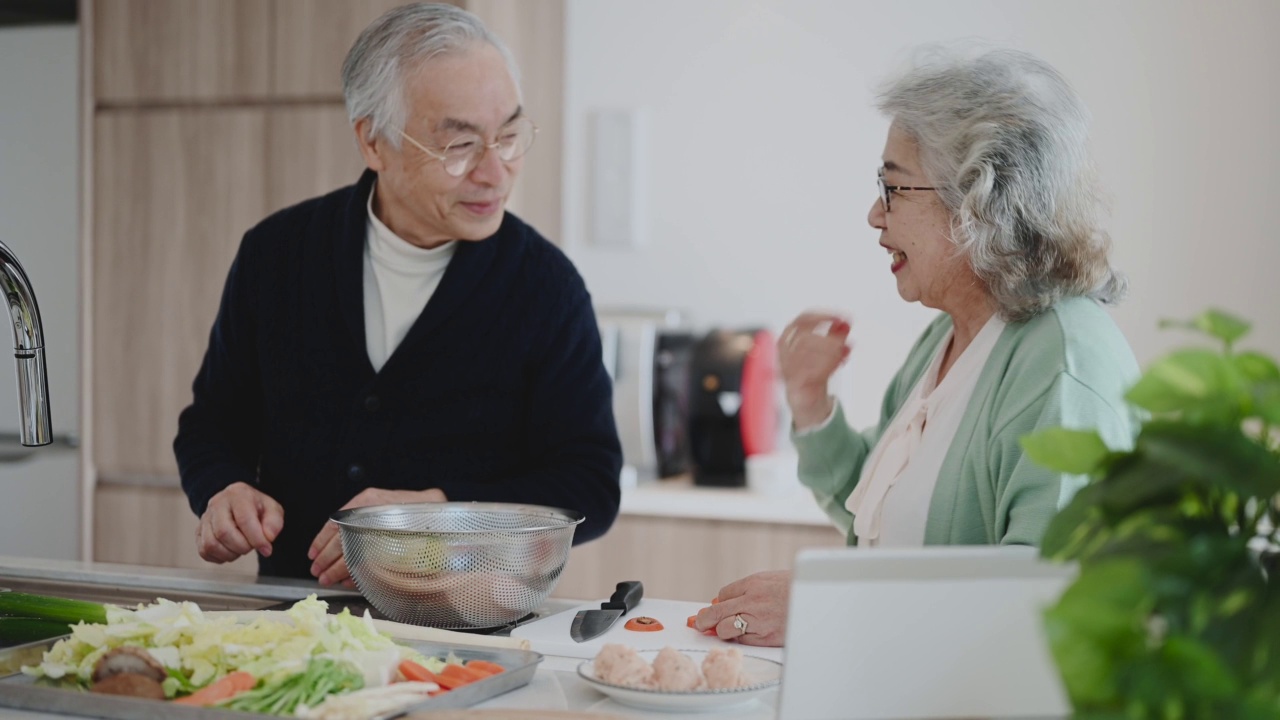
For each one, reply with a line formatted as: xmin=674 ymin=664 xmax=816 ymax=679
xmin=0 ymin=25 xmax=82 ymax=560
xmin=0 ymin=444 xmax=79 ymax=559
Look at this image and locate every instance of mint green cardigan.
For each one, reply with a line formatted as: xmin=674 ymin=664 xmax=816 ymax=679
xmin=794 ymin=297 xmax=1140 ymax=546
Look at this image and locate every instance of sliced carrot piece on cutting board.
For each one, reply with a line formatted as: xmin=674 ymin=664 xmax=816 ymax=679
xmin=624 ymin=616 xmax=663 ymax=632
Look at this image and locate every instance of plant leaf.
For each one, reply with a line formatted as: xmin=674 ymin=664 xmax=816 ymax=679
xmin=1041 ymin=481 xmax=1109 ymax=560
xmin=1125 ymin=349 xmax=1246 ymax=419
xmin=1092 ymin=454 xmax=1195 ymax=518
xmin=1249 ymin=379 xmax=1280 ymax=425
xmin=1233 ymin=352 xmax=1280 ymax=383
xmin=1194 ymin=309 xmax=1251 ymax=345
xmin=1043 ymin=559 xmax=1150 ymax=709
xmin=1132 ymin=421 xmax=1280 ymax=499
xmin=1020 ymin=427 xmax=1112 ymax=474
xmin=1162 ymin=635 xmax=1241 ymax=700
xmin=1162 ymin=309 xmax=1252 ymax=346
xmin=1246 ymin=577 xmax=1280 ymax=669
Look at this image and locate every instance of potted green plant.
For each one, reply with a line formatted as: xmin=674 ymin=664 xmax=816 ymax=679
xmin=1021 ymin=309 xmax=1280 ymax=719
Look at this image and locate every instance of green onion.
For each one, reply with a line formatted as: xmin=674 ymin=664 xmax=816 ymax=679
xmin=0 ymin=592 xmax=109 ymax=625
xmin=221 ymin=658 xmax=363 ymax=715
xmin=0 ymin=617 xmax=75 ymax=645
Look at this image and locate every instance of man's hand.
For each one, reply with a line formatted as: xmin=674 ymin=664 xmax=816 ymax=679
xmin=197 ymin=482 xmax=285 ymax=564
xmin=778 ymin=313 xmax=852 ymax=429
xmin=693 ymin=570 xmax=792 ymax=647
xmin=308 ymin=487 xmax=448 ymax=587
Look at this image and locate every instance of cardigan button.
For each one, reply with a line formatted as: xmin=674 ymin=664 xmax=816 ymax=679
xmin=347 ymin=464 xmax=365 ymax=483
xmin=364 ymin=395 xmax=380 ymax=412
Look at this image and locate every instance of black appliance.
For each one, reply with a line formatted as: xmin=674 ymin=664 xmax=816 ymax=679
xmin=688 ymin=328 xmax=778 ymax=487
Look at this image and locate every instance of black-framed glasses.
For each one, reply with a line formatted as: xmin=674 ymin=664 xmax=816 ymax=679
xmin=399 ymin=115 xmax=538 ymax=177
xmin=877 ymin=167 xmax=936 ymax=212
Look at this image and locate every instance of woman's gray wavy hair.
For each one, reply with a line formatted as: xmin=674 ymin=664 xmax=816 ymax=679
xmin=342 ymin=2 xmax=521 ymax=147
xmin=878 ymin=47 xmax=1126 ymax=322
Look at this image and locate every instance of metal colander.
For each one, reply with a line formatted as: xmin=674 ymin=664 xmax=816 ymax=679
xmin=331 ymin=502 xmax=583 ymax=629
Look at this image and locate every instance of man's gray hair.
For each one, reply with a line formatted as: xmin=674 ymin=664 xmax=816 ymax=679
xmin=342 ymin=2 xmax=521 ymax=147
xmin=878 ymin=46 xmax=1126 ymax=322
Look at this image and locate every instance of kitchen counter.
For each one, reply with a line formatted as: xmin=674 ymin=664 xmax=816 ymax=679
xmin=0 ymin=666 xmax=778 ymax=720
xmin=0 ymin=557 xmax=780 ymax=719
xmin=621 ymin=472 xmax=831 ymax=527
xmin=99 ymin=469 xmax=833 ymax=528
xmin=0 ymin=556 xmax=1075 ymax=720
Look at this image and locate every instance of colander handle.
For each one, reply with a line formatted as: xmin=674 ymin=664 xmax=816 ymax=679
xmin=600 ymin=580 xmax=644 ymax=613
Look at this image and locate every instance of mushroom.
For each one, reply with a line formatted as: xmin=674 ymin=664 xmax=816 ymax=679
xmin=91 ymin=672 xmax=166 ymax=700
xmin=91 ymin=646 xmax=167 ymax=684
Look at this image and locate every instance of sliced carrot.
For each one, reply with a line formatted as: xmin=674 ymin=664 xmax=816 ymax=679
xmin=455 ymin=663 xmax=492 ymax=681
xmin=399 ymin=659 xmax=439 ymax=684
xmin=624 ymin=616 xmax=663 ymax=632
xmin=686 ymin=614 xmax=716 ymax=636
xmin=465 ymin=660 xmax=506 ymax=675
xmin=433 ymin=674 xmax=468 ymax=690
xmin=440 ymin=663 xmax=489 ymax=684
xmin=172 ymin=671 xmax=256 ymax=706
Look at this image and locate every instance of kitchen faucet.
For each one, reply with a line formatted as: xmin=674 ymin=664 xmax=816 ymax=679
xmin=0 ymin=241 xmax=51 ymax=446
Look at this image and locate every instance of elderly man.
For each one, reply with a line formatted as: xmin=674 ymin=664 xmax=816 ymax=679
xmin=174 ymin=3 xmax=622 ymax=584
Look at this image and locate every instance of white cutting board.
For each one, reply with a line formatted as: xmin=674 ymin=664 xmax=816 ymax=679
xmin=511 ymin=598 xmax=783 ymax=663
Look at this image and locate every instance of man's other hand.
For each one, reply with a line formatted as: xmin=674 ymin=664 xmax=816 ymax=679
xmin=308 ymin=487 xmax=448 ymax=587
xmin=197 ymin=482 xmax=285 ymax=564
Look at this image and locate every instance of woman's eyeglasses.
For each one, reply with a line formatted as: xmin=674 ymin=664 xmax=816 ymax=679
xmin=877 ymin=167 xmax=936 ymax=212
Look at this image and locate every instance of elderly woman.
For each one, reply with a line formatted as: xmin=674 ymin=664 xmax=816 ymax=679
xmin=694 ymin=48 xmax=1140 ymax=648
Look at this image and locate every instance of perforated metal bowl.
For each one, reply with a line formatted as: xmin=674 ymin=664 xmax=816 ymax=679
xmin=331 ymin=502 xmax=583 ymax=629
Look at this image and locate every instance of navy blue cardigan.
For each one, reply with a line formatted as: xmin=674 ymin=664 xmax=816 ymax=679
xmin=174 ymin=171 xmax=622 ymax=579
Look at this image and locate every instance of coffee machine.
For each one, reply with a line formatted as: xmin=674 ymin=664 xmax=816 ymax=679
xmin=687 ymin=328 xmax=778 ymax=487
xmin=597 ymin=308 xmax=694 ymax=481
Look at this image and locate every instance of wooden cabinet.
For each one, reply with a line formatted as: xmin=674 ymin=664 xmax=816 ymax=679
xmin=552 ymin=516 xmax=846 ymax=602
xmin=92 ymin=109 xmax=267 ymax=478
xmin=94 ymin=0 xmax=272 ymax=104
xmin=94 ymin=482 xmax=258 ymax=575
xmin=94 ymin=0 xmax=472 ymax=104
xmin=466 ymin=0 xmax=564 ymax=242
xmin=265 ymin=106 xmax=367 ymax=212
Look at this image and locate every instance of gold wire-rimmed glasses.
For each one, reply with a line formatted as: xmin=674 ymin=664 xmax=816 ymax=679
xmin=399 ymin=116 xmax=538 ymax=177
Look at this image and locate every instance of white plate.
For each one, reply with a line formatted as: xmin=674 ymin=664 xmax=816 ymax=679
xmin=576 ymin=649 xmax=782 ymax=712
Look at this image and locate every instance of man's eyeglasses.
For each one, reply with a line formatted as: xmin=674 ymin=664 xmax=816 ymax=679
xmin=877 ymin=167 xmax=937 ymax=212
xmin=399 ymin=116 xmax=538 ymax=178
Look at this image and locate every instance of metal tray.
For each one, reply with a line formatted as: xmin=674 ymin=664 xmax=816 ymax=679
xmin=0 ymin=635 xmax=542 ymax=719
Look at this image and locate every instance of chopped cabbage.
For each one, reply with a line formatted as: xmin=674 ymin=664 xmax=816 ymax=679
xmin=21 ymin=595 xmax=430 ymax=697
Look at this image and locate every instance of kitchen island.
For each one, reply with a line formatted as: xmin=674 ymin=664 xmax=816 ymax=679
xmin=0 ymin=556 xmax=779 ymax=719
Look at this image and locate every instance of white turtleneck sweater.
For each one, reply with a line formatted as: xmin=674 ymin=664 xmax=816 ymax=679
xmin=363 ymin=187 xmax=457 ymax=371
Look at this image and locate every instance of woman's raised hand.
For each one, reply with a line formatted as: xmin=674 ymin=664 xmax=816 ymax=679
xmin=778 ymin=313 xmax=852 ymax=429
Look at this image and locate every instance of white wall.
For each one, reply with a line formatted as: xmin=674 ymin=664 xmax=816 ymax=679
xmin=562 ymin=0 xmax=1280 ymax=430
xmin=0 ymin=25 xmax=82 ymax=559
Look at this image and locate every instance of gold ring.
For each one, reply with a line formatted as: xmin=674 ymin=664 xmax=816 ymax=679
xmin=732 ymin=614 xmax=748 ymax=634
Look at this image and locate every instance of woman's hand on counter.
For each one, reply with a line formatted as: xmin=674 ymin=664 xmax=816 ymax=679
xmin=693 ymin=569 xmax=791 ymax=647
xmin=197 ymin=482 xmax=285 ymax=563
xmin=307 ymin=487 xmax=448 ymax=586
